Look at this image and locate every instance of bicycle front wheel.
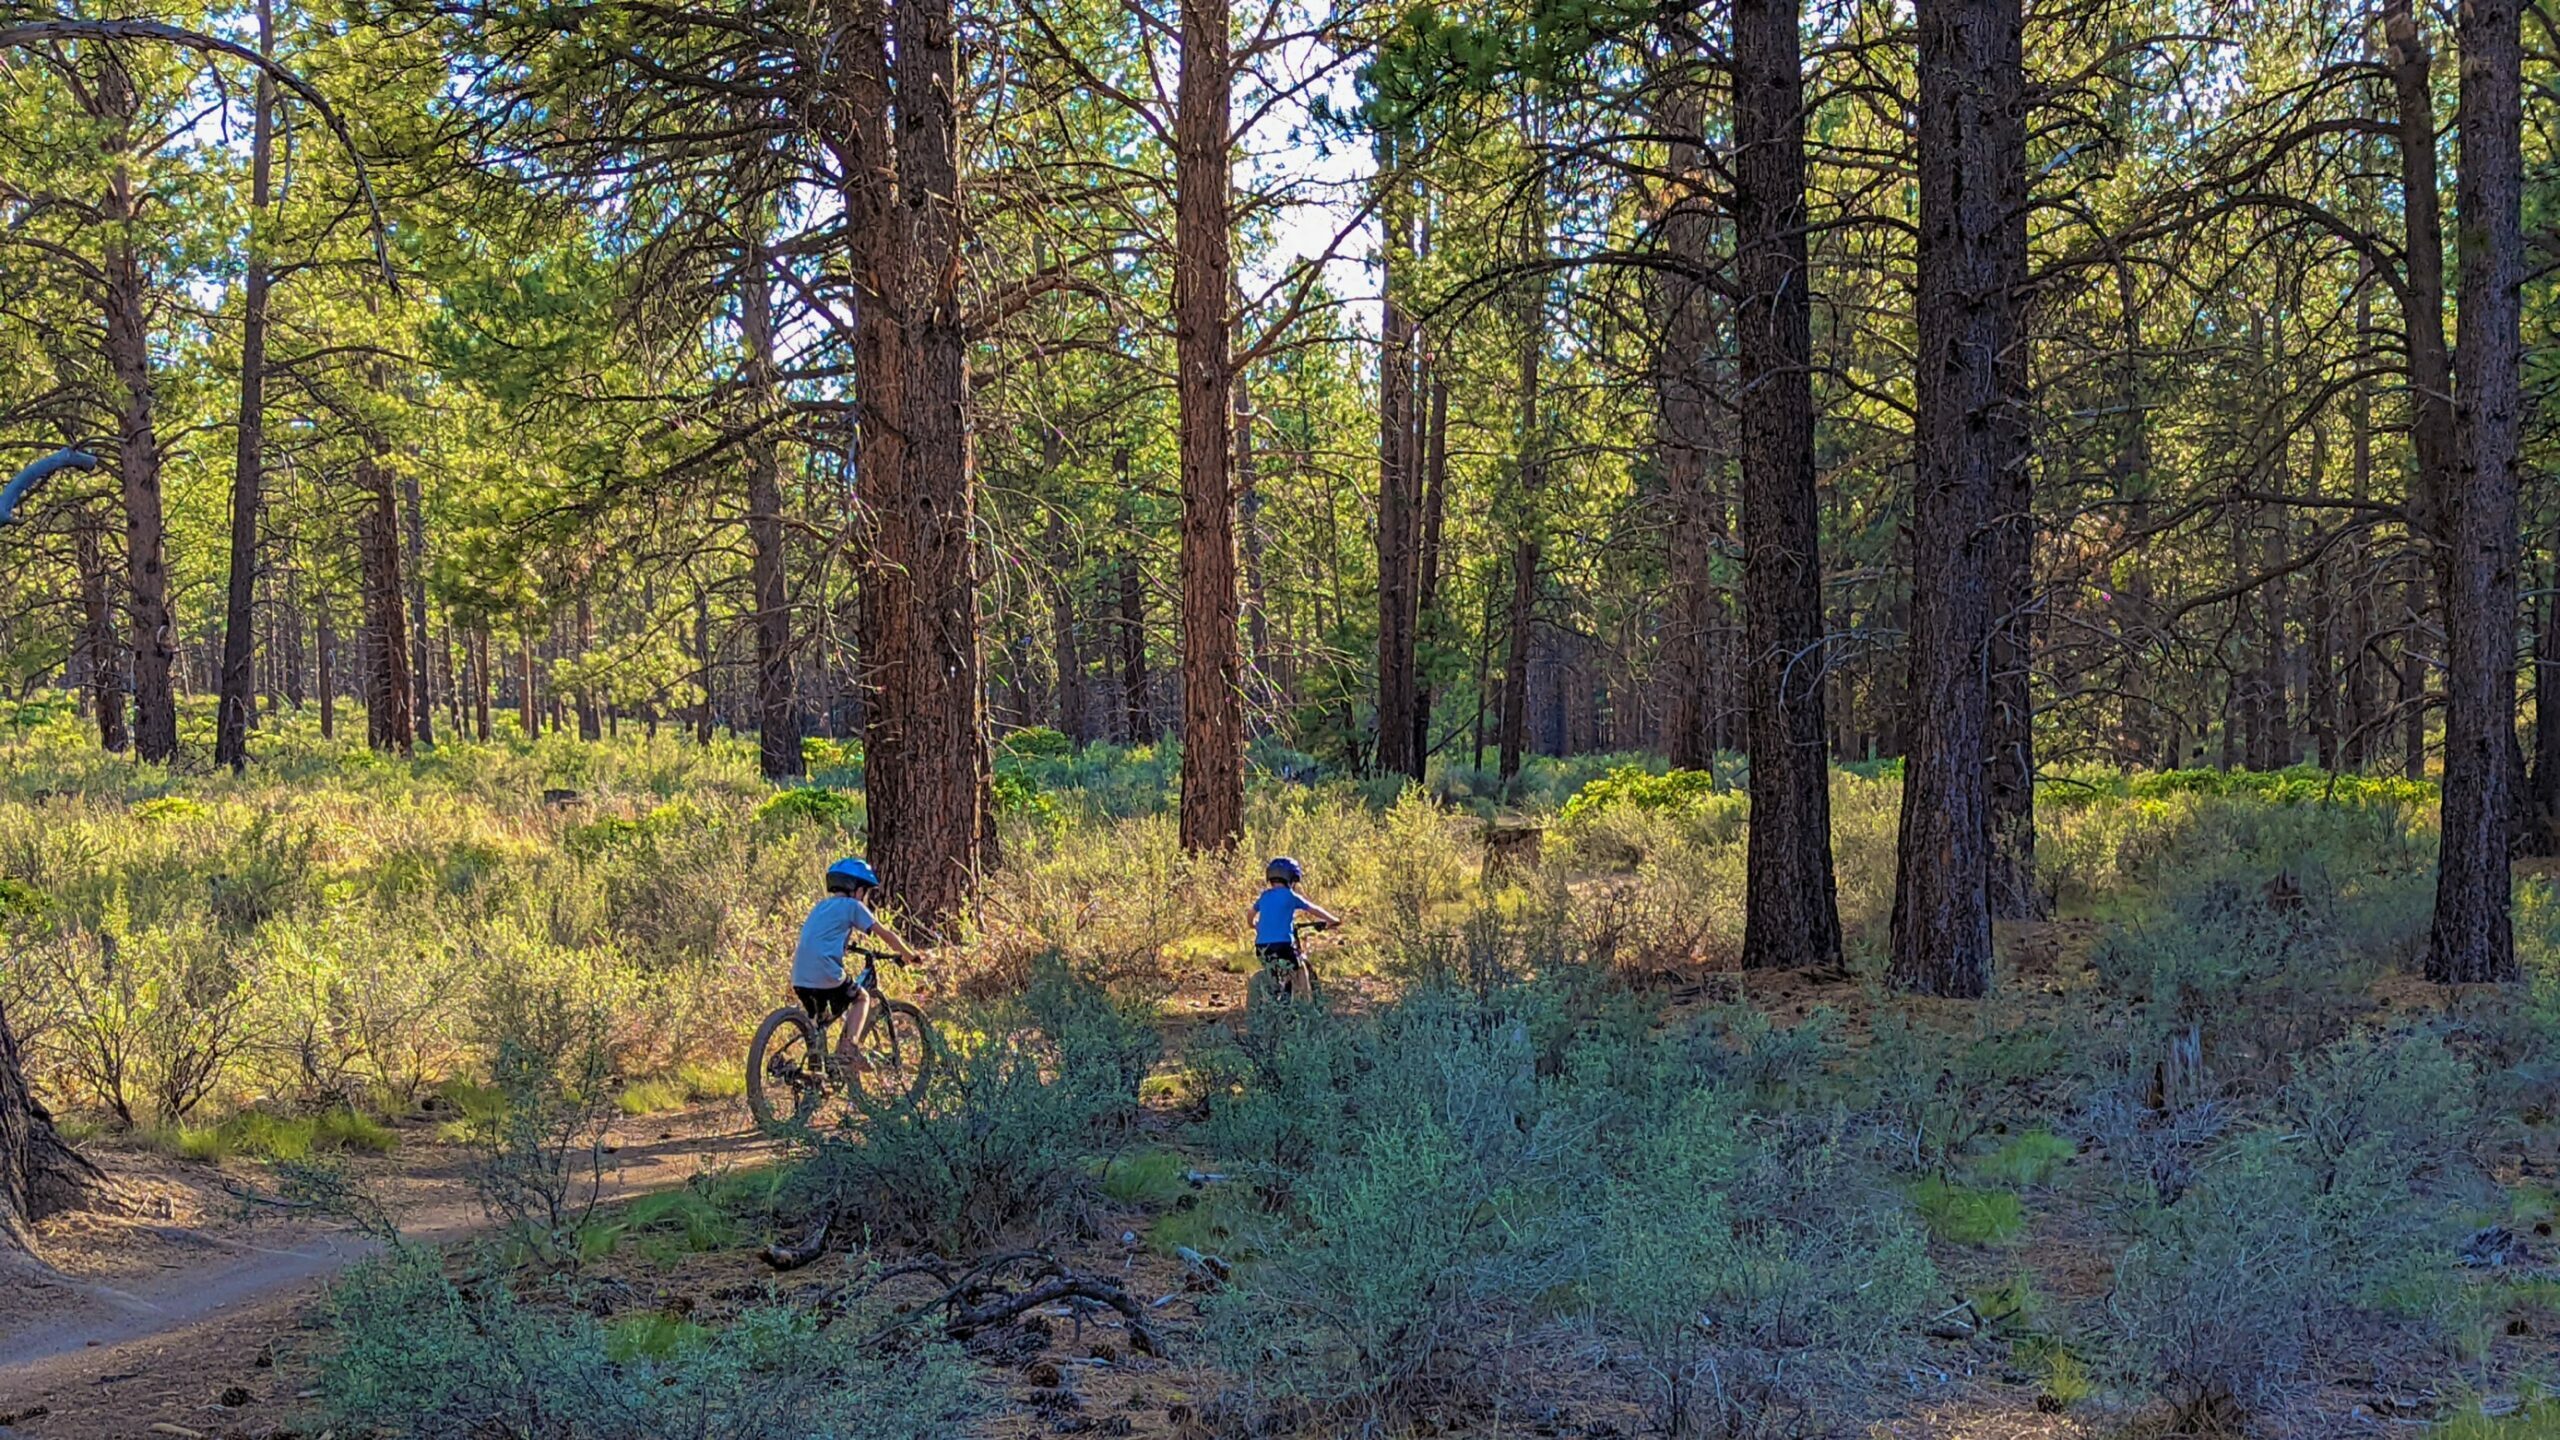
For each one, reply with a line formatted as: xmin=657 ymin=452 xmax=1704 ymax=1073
xmin=851 ymin=1000 xmax=934 ymax=1105
xmin=746 ymin=1007 xmax=828 ymax=1129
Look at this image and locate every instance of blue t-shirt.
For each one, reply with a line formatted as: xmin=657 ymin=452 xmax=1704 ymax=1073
xmin=1253 ymin=886 xmax=1312 ymax=946
xmin=792 ymin=894 xmax=877 ymax=988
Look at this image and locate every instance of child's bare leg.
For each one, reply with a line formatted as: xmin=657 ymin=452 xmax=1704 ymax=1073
xmin=834 ymin=990 xmax=877 ymax=1072
xmin=1288 ymin=964 xmax=1312 ymax=1001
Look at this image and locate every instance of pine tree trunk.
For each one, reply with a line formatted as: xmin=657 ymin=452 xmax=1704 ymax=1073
xmin=78 ymin=523 xmax=129 ymax=753
xmin=692 ymin=592 xmax=714 ymax=745
xmin=1497 ymin=202 xmax=1544 ymax=792
xmin=841 ymin=0 xmax=992 ymax=932
xmin=358 ymin=463 xmax=413 ymax=756
xmin=2429 ymin=0 xmax=2521 ymax=983
xmin=2402 ymin=589 xmax=2427 ymax=778
xmin=1412 ymin=339 xmax=1448 ymax=772
xmin=1373 ymin=143 xmax=1422 ymax=781
xmin=1046 ymin=514 xmax=1091 ymax=744
xmin=1735 ymin=0 xmax=1844 ymax=970
xmin=1657 ymin=75 xmax=1720 ymax=774
xmin=101 ymin=57 xmax=178 ymax=766
xmin=2 ymin=1000 xmax=116 ymax=1255
xmin=1985 ymin=175 xmax=2038 ymax=918
xmin=1118 ymin=547 xmax=1153 ymax=743
xmin=317 ymin=599 xmax=337 ymax=740
xmin=214 ymin=0 xmax=275 ymax=774
xmin=472 ymin=627 xmax=493 ymax=741
xmin=403 ymin=470 xmax=433 ymax=747
xmin=519 ymin=628 xmax=539 ymax=738
xmin=1174 ymin=0 xmax=1244 ymax=849
xmin=2342 ymin=286 xmax=2379 ymax=769
xmin=2384 ymin=0 xmax=2456 ymax=549
xmin=572 ymin=595 xmax=600 ymax=741
xmin=741 ymin=244 xmax=804 ymax=779
xmin=1891 ymin=0 xmax=2022 ymax=997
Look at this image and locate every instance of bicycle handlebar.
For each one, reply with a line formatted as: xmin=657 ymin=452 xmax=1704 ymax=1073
xmin=0 ymin=448 xmax=98 ymax=527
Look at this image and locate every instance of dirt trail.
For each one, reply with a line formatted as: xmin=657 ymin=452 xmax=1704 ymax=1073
xmin=0 ymin=1109 xmax=773 ymax=1437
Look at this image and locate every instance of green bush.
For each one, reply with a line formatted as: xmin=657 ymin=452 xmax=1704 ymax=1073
xmin=2108 ymin=1028 xmax=2484 ymax=1415
xmin=317 ymin=1249 xmax=983 ymax=1439
xmin=1205 ymin=979 xmax=1934 ymax=1428
xmin=1589 ymin=1101 xmax=1931 ymax=1435
xmin=1908 ymin=1177 xmax=2027 ymax=1245
xmin=1557 ymin=763 xmax=1717 ymax=826
xmin=752 ymin=786 xmax=861 ymax=829
xmin=1000 ymin=726 xmax=1077 ymax=759
xmin=803 ymin=989 xmax=1153 ymax=1251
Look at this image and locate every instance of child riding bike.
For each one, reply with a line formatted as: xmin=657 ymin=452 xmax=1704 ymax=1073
xmin=793 ymin=856 xmax=921 ymax=1074
xmin=1252 ymin=856 xmax=1341 ymax=1001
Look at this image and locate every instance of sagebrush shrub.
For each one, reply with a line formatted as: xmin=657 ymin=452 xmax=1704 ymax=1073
xmin=803 ymin=986 xmax=1155 ymax=1251
xmin=2109 ymin=1027 xmax=2485 ymax=1415
xmin=319 ymin=1248 xmax=982 ymax=1439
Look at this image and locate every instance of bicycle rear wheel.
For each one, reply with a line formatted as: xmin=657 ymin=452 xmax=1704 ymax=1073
xmin=850 ymin=1000 xmax=934 ymax=1105
xmin=746 ymin=1007 xmax=829 ymax=1128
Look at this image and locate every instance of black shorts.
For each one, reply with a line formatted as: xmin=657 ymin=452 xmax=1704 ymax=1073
xmin=1256 ymin=941 xmax=1300 ymax=974
xmin=795 ymin=982 xmax=860 ymax=1026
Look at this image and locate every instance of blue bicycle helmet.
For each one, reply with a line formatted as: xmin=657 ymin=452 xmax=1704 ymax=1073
xmin=1265 ymin=856 xmax=1302 ymax=885
xmin=826 ymin=856 xmax=880 ymax=894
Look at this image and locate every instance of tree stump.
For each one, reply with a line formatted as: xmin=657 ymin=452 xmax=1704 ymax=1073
xmin=1481 ymin=820 xmax=1544 ymax=880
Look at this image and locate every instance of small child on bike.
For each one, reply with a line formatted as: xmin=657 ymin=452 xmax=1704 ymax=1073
xmin=793 ymin=856 xmax=920 ymax=1074
xmin=1252 ymin=856 xmax=1341 ymax=1000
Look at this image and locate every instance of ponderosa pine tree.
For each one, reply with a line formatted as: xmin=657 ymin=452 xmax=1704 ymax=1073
xmin=1733 ymin=0 xmax=1843 ymax=971
xmin=213 ymin=0 xmax=276 ymax=773
xmin=1890 ymin=0 xmax=2024 ymax=998
xmin=2428 ymin=0 xmax=2522 ymax=983
xmin=1174 ymin=0 xmax=1245 ymax=850
xmin=834 ymin=0 xmax=993 ymax=934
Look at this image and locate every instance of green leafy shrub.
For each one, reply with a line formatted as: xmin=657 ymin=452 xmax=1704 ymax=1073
xmin=1001 ymin=726 xmax=1077 ymax=759
xmin=1908 ymin=1177 xmax=2027 ymax=1245
xmin=1975 ymin=1129 xmax=2076 ymax=1186
xmin=752 ymin=786 xmax=861 ymax=829
xmin=317 ymin=1249 xmax=982 ymax=1439
xmin=1558 ymin=764 xmax=1716 ymax=826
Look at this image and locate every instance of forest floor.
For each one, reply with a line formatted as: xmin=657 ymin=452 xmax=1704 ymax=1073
xmin=0 ymin=928 xmax=2547 ymax=1440
xmin=0 ymin=1102 xmax=773 ymax=1437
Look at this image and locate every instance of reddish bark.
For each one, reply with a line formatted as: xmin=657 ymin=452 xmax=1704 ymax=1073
xmin=1173 ymin=0 xmax=1245 ymax=849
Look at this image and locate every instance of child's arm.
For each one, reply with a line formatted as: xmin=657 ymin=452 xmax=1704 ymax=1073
xmin=869 ymin=918 xmax=922 ymax=966
xmin=1298 ymin=895 xmax=1342 ymax=928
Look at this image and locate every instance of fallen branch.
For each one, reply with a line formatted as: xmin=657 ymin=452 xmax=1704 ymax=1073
xmin=759 ymin=1205 xmax=834 ymax=1271
xmin=862 ymin=1249 xmax=1169 ymax=1358
xmin=945 ymin=1275 xmax=1167 ymax=1358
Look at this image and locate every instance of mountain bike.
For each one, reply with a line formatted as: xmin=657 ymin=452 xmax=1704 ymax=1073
xmin=1244 ymin=920 xmax=1334 ymax=1021
xmin=745 ymin=945 xmax=934 ymax=1128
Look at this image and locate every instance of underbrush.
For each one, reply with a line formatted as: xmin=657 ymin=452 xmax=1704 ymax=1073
xmin=317 ymin=1248 xmax=983 ymax=1440
xmin=1191 ymin=972 xmax=1935 ymax=1432
xmin=797 ymin=957 xmax=1159 ymax=1252
xmin=14 ymin=713 xmax=2546 ymax=1434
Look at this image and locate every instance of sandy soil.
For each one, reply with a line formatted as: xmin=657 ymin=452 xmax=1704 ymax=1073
xmin=0 ymin=1102 xmax=774 ymax=1438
